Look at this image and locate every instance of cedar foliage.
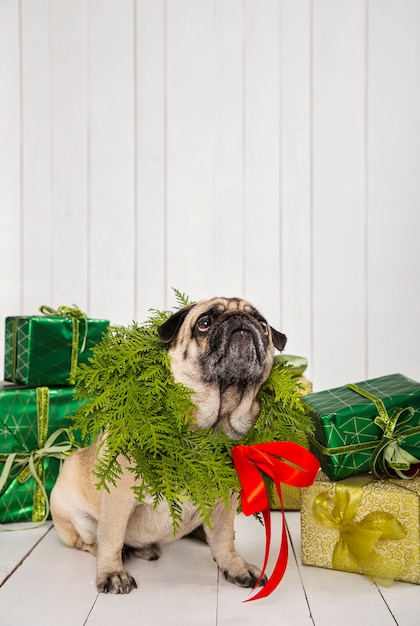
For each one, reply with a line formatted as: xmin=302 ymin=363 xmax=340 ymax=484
xmin=73 ymin=291 xmax=314 ymax=529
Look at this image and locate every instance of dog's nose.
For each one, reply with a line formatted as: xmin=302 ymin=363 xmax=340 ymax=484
xmin=230 ymin=315 xmax=245 ymax=329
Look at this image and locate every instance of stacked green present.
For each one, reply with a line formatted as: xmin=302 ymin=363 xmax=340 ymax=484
xmin=5 ymin=305 xmax=109 ymax=386
xmin=1 ymin=305 xmax=109 ymax=523
xmin=300 ymin=373 xmax=420 ymax=585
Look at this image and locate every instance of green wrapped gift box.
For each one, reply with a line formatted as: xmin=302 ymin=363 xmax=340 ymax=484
xmin=304 ymin=373 xmax=420 ymax=480
xmin=0 ymin=382 xmax=86 ymax=523
xmin=4 ymin=306 xmax=109 ymax=386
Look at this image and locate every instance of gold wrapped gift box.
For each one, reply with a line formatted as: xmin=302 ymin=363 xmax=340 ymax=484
xmin=301 ymin=471 xmax=420 ymax=584
xmin=270 ymin=482 xmax=302 ymax=510
xmin=295 ymin=376 xmax=313 ymax=396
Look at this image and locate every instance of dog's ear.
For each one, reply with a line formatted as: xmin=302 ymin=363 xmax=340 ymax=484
xmin=157 ymin=304 xmax=195 ymax=344
xmin=270 ymin=327 xmax=287 ymax=352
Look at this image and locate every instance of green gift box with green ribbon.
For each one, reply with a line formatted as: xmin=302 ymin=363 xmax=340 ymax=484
xmin=304 ymin=373 xmax=420 ymax=481
xmin=0 ymin=383 xmax=86 ymax=523
xmin=4 ymin=305 xmax=109 ymax=386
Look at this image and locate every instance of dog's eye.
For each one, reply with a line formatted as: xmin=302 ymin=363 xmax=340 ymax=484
xmin=196 ymin=315 xmax=212 ymax=333
xmin=258 ymin=319 xmax=269 ymax=335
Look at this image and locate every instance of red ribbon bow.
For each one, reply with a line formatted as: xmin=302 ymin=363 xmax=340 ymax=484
xmin=231 ymin=442 xmax=320 ymax=601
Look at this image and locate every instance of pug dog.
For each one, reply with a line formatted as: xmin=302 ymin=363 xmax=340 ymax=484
xmin=50 ymin=297 xmax=287 ymax=594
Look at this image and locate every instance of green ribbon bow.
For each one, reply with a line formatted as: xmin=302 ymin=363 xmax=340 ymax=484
xmin=312 ymin=481 xmax=407 ymax=585
xmin=39 ymin=305 xmax=88 ymax=384
xmin=347 ymin=384 xmax=420 ymax=478
xmin=0 ymin=387 xmax=78 ymax=523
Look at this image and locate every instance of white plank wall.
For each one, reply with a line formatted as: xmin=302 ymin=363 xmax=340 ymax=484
xmin=311 ymin=0 xmax=367 ymax=385
xmin=1 ymin=0 xmax=420 ymax=391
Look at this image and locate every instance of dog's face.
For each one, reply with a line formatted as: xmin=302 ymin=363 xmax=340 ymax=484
xmin=158 ymin=297 xmax=286 ymax=439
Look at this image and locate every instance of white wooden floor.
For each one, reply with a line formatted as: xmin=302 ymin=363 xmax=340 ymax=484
xmin=0 ymin=512 xmax=418 ymax=626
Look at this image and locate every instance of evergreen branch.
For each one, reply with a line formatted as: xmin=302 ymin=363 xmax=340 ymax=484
xmin=172 ymin=288 xmax=195 ymax=308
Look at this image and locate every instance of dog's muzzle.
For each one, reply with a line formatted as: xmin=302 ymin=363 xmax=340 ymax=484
xmin=200 ymin=315 xmax=270 ymax=387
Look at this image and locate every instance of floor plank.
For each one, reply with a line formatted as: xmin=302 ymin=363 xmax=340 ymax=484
xmin=0 ymin=522 xmax=53 ymax=585
xmin=376 ymin=580 xmax=420 ymax=626
xmin=217 ymin=513 xmax=314 ymax=626
xmin=1 ymin=511 xmax=419 ymax=625
xmin=287 ymin=512 xmax=418 ymax=626
xmin=0 ymin=527 xmax=98 ymax=626
xmin=85 ymin=536 xmax=219 ymax=626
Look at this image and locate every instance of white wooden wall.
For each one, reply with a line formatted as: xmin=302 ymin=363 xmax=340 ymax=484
xmin=1 ymin=0 xmax=419 ymax=391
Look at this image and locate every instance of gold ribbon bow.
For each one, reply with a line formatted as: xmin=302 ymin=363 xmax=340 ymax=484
xmin=39 ymin=305 xmax=88 ymax=384
xmin=313 ymin=481 xmax=406 ymax=586
xmin=0 ymin=387 xmax=77 ymax=523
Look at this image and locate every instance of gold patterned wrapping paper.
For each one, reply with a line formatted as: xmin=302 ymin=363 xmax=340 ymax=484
xmin=295 ymin=376 xmax=313 ymax=396
xmin=300 ymin=471 xmax=420 ymax=584
xmin=270 ymin=482 xmax=302 ymax=510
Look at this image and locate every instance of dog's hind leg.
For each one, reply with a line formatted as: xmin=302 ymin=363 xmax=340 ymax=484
xmin=51 ymin=491 xmax=98 ymax=556
xmin=126 ymin=542 xmax=161 ymax=561
xmin=58 ymin=517 xmax=97 ymax=556
xmin=51 ymin=508 xmax=98 ymax=556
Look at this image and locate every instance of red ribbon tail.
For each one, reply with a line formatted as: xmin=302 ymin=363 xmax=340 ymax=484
xmin=232 ymin=442 xmax=320 ymax=601
xmin=250 ymin=507 xmax=272 ymax=591
xmin=245 ymin=481 xmax=289 ymax=602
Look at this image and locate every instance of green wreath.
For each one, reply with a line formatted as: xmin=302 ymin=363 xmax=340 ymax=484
xmin=73 ymin=292 xmax=314 ymax=528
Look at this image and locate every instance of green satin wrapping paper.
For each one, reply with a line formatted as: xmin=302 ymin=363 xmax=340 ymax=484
xmin=304 ymin=373 xmax=420 ymax=480
xmin=4 ymin=315 xmax=109 ymax=386
xmin=0 ymin=383 xmax=86 ymax=523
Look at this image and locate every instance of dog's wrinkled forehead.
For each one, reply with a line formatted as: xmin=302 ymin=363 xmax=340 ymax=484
xmin=187 ymin=297 xmax=268 ymax=335
xmin=193 ymin=297 xmax=259 ymax=321
xmin=157 ymin=297 xmax=265 ymax=346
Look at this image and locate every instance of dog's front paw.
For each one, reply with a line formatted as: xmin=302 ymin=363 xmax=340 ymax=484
xmin=96 ymin=570 xmax=137 ymax=594
xmin=223 ymin=562 xmax=267 ymax=588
